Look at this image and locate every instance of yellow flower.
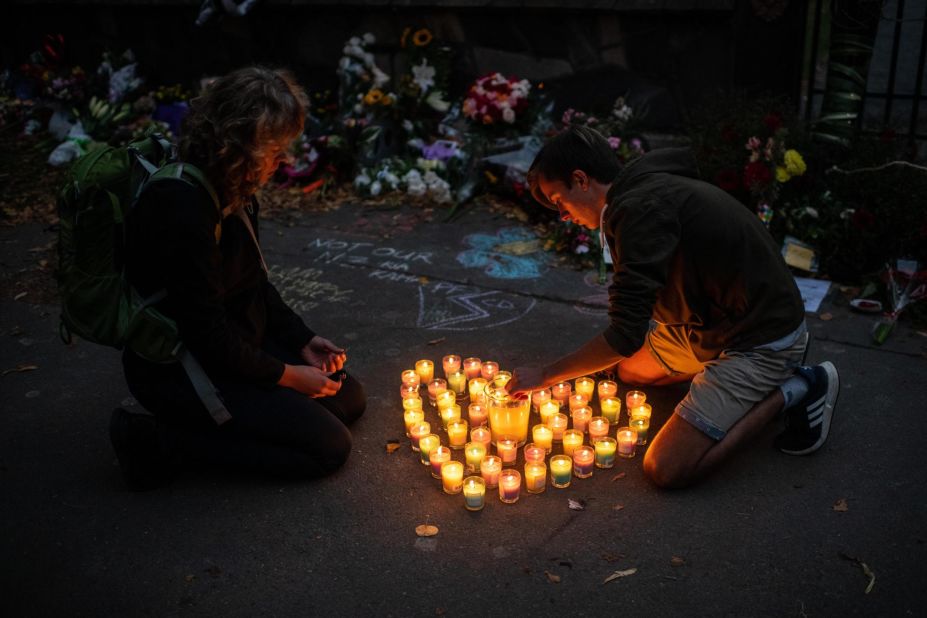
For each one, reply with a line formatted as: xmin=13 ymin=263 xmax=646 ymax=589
xmin=775 ymin=166 xmax=791 ymax=183
xmin=784 ymin=149 xmax=806 ymax=177
xmin=412 ymin=28 xmax=433 ymax=47
xmin=363 ymin=89 xmax=383 ymax=105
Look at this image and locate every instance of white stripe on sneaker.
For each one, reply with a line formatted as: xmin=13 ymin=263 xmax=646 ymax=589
xmin=810 ymin=417 xmax=823 ymax=429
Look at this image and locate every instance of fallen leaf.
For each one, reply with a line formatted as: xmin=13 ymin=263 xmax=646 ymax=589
xmin=819 ymin=312 xmax=833 ymax=321
xmin=611 ymin=472 xmax=627 ymax=481
xmin=418 ymin=276 xmax=430 ymax=285
xmin=1 ymin=364 xmax=38 ymax=377
xmin=427 ymin=337 xmax=446 ymax=346
xmin=415 ymin=524 xmax=439 ymax=537
xmin=544 ymin=570 xmax=561 ymax=584
xmin=670 ymin=556 xmax=686 ymax=567
xmin=840 ymin=552 xmax=875 ymax=594
xmin=612 ymin=504 xmax=625 ymax=511
xmin=603 ymin=568 xmax=638 ymax=584
xmin=568 ymin=499 xmax=586 ymax=511
xmin=14 ymin=292 xmax=27 ymax=301
xmin=385 ymin=440 xmax=401 ymax=454
xmin=833 ymin=498 xmax=849 ymax=512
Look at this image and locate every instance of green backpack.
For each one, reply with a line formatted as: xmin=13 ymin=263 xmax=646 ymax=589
xmin=57 ymin=134 xmax=232 ymax=424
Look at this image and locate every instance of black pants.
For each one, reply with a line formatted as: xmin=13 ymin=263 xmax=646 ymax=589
xmin=123 ymin=342 xmax=366 ymax=480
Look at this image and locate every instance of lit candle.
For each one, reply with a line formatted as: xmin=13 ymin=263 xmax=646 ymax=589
xmin=574 ymin=376 xmax=595 ymax=400
xmin=463 ymin=357 xmax=483 ymax=379
xmin=480 ymin=361 xmax=499 ymax=381
xmin=524 ymin=443 xmax=546 ymax=464
xmin=600 ymin=396 xmax=621 ymax=424
xmin=597 ymin=379 xmax=618 ymax=401
xmin=403 ymin=408 xmax=425 ymax=436
xmin=442 ymin=354 xmax=462 ymax=377
xmin=465 ymin=441 xmax=486 ymax=473
xmin=480 ymin=455 xmax=502 ymax=488
xmin=441 ymin=460 xmax=464 ymax=494
xmin=497 ymin=438 xmax=518 ymax=466
xmin=551 ymin=382 xmax=572 ymax=403
xmin=532 ymin=424 xmax=553 ymax=452
xmin=548 ymin=413 xmax=569 ymax=441
xmin=429 ymin=445 xmax=451 ymax=479
xmin=562 ymin=429 xmax=584 ymax=456
xmin=594 ymin=437 xmax=617 ymax=468
xmin=447 ymin=419 xmax=469 ymax=450
xmin=549 ymin=455 xmax=572 ymax=488
xmin=468 ymin=377 xmax=488 ymax=405
xmin=531 ymin=388 xmax=551 ymax=412
xmin=447 ymin=371 xmax=467 ymax=397
xmin=588 ymin=416 xmax=610 ymax=442
xmin=440 ymin=404 xmax=462 ymax=430
xmin=418 ymin=433 xmax=440 ymax=464
xmin=630 ymin=403 xmax=652 ymax=420
xmin=626 ymin=390 xmax=646 ymax=410
xmin=538 ymin=400 xmax=560 ymax=425
xmin=402 ymin=396 xmax=424 ymax=414
xmin=463 ymin=476 xmax=486 ymax=511
xmin=629 ymin=416 xmax=650 ymax=445
xmin=415 ymin=359 xmax=434 ymax=384
xmin=468 ymin=403 xmax=487 ymax=427
xmin=436 ymin=390 xmax=457 ymax=412
xmin=401 ymin=369 xmax=421 ymax=388
xmin=572 ymin=406 xmax=592 ymax=433
xmin=427 ymin=378 xmax=447 ymax=406
xmin=568 ymin=393 xmax=588 ymax=412
xmin=617 ymin=427 xmax=637 ymax=458
xmin=409 ymin=422 xmax=431 ymax=451
xmin=400 ymin=383 xmax=420 ymax=400
xmin=573 ymin=445 xmax=595 ymax=478
xmin=470 ymin=425 xmax=492 ymax=450
xmin=498 ymin=469 xmax=521 ymax=503
xmin=524 ymin=461 xmax=547 ymax=494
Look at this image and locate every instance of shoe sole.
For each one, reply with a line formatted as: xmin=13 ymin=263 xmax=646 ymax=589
xmin=783 ymin=361 xmax=839 ymax=455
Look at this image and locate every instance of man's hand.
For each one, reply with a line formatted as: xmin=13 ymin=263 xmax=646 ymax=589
xmin=300 ymin=335 xmax=347 ymax=372
xmin=278 ymin=364 xmax=342 ymax=398
xmin=506 ymin=366 xmax=549 ymax=397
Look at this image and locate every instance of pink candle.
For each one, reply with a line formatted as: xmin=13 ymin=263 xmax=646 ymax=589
xmin=480 ymin=361 xmax=499 ymax=381
xmin=497 ymin=438 xmax=517 ymax=466
xmin=409 ymin=421 xmax=431 ymax=451
xmin=480 ymin=455 xmax=502 ymax=488
xmin=429 ymin=445 xmax=451 ymax=479
xmin=531 ymin=388 xmax=551 ymax=411
xmin=626 ymin=390 xmax=646 ymax=410
xmin=568 ymin=393 xmax=588 ymax=412
xmin=524 ymin=443 xmax=546 ymax=463
xmin=427 ymin=378 xmax=447 ymax=404
xmin=471 ymin=426 xmax=492 ymax=450
xmin=401 ymin=369 xmax=421 ymax=388
xmin=498 ymin=469 xmax=521 ymax=503
xmin=573 ymin=445 xmax=595 ymax=478
xmin=463 ymin=357 xmax=483 ymax=379
xmin=442 ymin=354 xmax=461 ymax=377
xmin=617 ymin=427 xmax=637 ymax=458
xmin=468 ymin=403 xmax=487 ymax=427
xmin=588 ymin=416 xmax=610 ymax=442
xmin=572 ymin=406 xmax=593 ymax=433
xmin=597 ymin=380 xmax=618 ymax=401
xmin=548 ymin=413 xmax=569 ymax=441
xmin=551 ymin=382 xmax=572 ymax=403
xmin=400 ymin=384 xmax=420 ymax=400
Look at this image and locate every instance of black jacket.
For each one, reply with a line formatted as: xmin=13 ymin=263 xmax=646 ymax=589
xmin=125 ymin=179 xmax=314 ymax=385
xmin=601 ymin=148 xmax=804 ymax=361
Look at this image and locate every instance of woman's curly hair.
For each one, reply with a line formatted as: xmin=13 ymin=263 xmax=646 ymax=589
xmin=179 ymin=66 xmax=308 ymax=209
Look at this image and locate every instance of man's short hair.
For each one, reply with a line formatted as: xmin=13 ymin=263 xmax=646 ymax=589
xmin=527 ymin=126 xmax=621 ymax=209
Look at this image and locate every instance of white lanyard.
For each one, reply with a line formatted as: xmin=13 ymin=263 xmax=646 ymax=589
xmin=599 ymin=202 xmax=614 ymax=265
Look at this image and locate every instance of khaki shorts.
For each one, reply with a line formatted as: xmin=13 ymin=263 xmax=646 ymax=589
xmin=647 ymin=322 xmax=808 ymax=440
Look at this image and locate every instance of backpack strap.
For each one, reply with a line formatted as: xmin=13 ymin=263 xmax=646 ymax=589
xmin=148 ymin=162 xmax=222 ymax=216
xmin=174 ymin=344 xmax=233 ymax=426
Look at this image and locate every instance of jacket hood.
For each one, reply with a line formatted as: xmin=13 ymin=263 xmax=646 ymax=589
xmin=613 ymin=147 xmax=700 ymax=191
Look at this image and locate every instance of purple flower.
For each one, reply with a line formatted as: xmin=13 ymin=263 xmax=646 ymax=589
xmin=607 ymin=137 xmax=622 ymax=150
xmin=421 ymin=139 xmax=460 ymax=162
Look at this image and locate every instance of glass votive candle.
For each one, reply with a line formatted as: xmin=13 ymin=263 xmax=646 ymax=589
xmin=400 ymin=383 xmax=420 ymax=400
xmin=402 ymin=396 xmax=423 ymax=412
xmin=480 ymin=361 xmax=500 ymax=381
xmin=498 ymin=469 xmax=521 ymax=503
xmin=447 ymin=419 xmax=469 ymax=450
xmin=551 ymin=382 xmax=572 ymax=403
xmin=468 ymin=377 xmax=488 ymax=405
xmin=403 ymin=408 xmax=425 ymax=437
xmin=572 ymin=406 xmax=593 ymax=433
xmin=531 ymin=388 xmax=551 ymax=412
xmin=481 ymin=455 xmax=502 ymax=488
xmin=429 ymin=445 xmax=452 ymax=479
xmin=440 ymin=403 xmax=462 ymax=429
xmin=538 ymin=400 xmax=560 ymax=425
xmin=532 ymin=424 xmax=553 ymax=452
xmin=524 ymin=443 xmax=546 ymax=464
xmin=447 ymin=371 xmax=467 ymax=397
xmin=562 ymin=429 xmax=584 ymax=457
xmin=442 ymin=354 xmax=461 ymax=377
xmin=463 ymin=476 xmax=486 ymax=511
xmin=436 ymin=389 xmax=456 ymax=412
xmin=630 ymin=402 xmax=652 ymax=420
xmin=574 ymin=376 xmax=595 ymax=400
xmin=598 ymin=379 xmax=618 ymax=401
xmin=471 ymin=425 xmax=492 ymax=450
xmin=465 ymin=441 xmax=486 ymax=473
xmin=441 ymin=460 xmax=464 ymax=494
xmin=524 ymin=461 xmax=547 ymax=494
xmin=573 ymin=445 xmax=595 ymax=478
xmin=626 ymin=390 xmax=646 ymax=410
xmin=418 ymin=433 xmax=440 ymax=464
xmin=617 ymin=427 xmax=638 ymax=458
xmin=629 ymin=415 xmax=650 ymax=445
xmin=497 ymin=438 xmax=518 ymax=466
xmin=468 ymin=403 xmax=487 ymax=427
xmin=427 ymin=378 xmax=447 ymax=406
xmin=401 ymin=369 xmax=421 ymax=388
xmin=568 ymin=393 xmax=588 ymax=412
xmin=409 ymin=422 xmax=431 ymax=451
xmin=415 ymin=359 xmax=434 ymax=384
xmin=588 ymin=416 xmax=610 ymax=442
xmin=600 ymin=396 xmax=621 ymax=424
xmin=549 ymin=455 xmax=573 ymax=488
xmin=548 ymin=413 xmax=569 ymax=441
xmin=463 ymin=357 xmax=483 ymax=379
xmin=594 ymin=437 xmax=617 ymax=468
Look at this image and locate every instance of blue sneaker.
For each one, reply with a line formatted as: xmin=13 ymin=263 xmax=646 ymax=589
xmin=775 ymin=362 xmax=840 ymax=455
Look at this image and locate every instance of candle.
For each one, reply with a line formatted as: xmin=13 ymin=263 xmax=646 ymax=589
xmin=630 ymin=403 xmax=652 ymax=420
xmin=442 ymin=354 xmax=461 ymax=377
xmin=403 ymin=409 xmax=425 ymax=437
xmin=562 ymin=429 xmax=584 ymax=456
xmin=447 ymin=371 xmax=467 ymax=397
xmin=465 ymin=441 xmax=486 ymax=473
xmin=532 ymin=424 xmax=553 ymax=452
xmin=538 ymin=400 xmax=560 ymax=425
xmin=440 ymin=403 xmax=462 ymax=429
xmin=415 ymin=359 xmax=434 ymax=384
xmin=402 ymin=396 xmax=423 ymax=413
xmin=524 ymin=461 xmax=547 ymax=494
xmin=549 ymin=455 xmax=573 ymax=488
xmin=418 ymin=433 xmax=440 ymax=464
xmin=571 ymin=406 xmax=592 ymax=434
xmin=573 ymin=445 xmax=595 ymax=478
xmin=524 ymin=443 xmax=546 ymax=464
xmin=498 ymin=469 xmax=521 ymax=503
xmin=470 ymin=425 xmax=492 ymax=450
xmin=594 ymin=437 xmax=617 ymax=468
xmin=574 ymin=376 xmax=595 ymax=400
xmin=497 ymin=438 xmax=518 ymax=466
xmin=468 ymin=377 xmax=488 ymax=405
xmin=626 ymin=390 xmax=646 ymax=410
xmin=568 ymin=393 xmax=589 ymax=412
xmin=531 ymin=388 xmax=551 ymax=412
xmin=429 ymin=445 xmax=451 ymax=479
xmin=463 ymin=357 xmax=483 ymax=379
xmin=401 ymin=369 xmax=421 ymax=388
xmin=462 ymin=476 xmax=486 ymax=511
xmin=409 ymin=422 xmax=431 ymax=451
xmin=617 ymin=427 xmax=637 ymax=458
xmin=436 ymin=390 xmax=456 ymax=412
xmin=480 ymin=455 xmax=502 ymax=488
xmin=551 ymin=382 xmax=572 ymax=403
xmin=441 ymin=460 xmax=464 ymax=494
xmin=447 ymin=419 xmax=469 ymax=450
xmin=427 ymin=378 xmax=447 ymax=406
xmin=468 ymin=403 xmax=487 ymax=427
xmin=480 ymin=361 xmax=499 ymax=381
xmin=629 ymin=416 xmax=650 ymax=445
xmin=600 ymin=396 xmax=621 ymax=424
xmin=400 ymin=384 xmax=420 ymax=400
xmin=548 ymin=413 xmax=569 ymax=441
xmin=597 ymin=379 xmax=618 ymax=401
xmin=588 ymin=416 xmax=610 ymax=442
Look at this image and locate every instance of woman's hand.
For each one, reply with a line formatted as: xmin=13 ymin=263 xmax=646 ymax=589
xmin=506 ymin=366 xmax=549 ymax=398
xmin=300 ymin=336 xmax=347 ymax=372
xmin=278 ymin=364 xmax=342 ymax=398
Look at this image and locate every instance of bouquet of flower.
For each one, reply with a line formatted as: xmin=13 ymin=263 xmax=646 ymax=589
xmin=462 ymin=73 xmax=532 ymax=126
xmin=337 ymin=33 xmax=393 ymax=127
xmin=742 ymin=131 xmax=807 ymax=225
xmin=561 ymin=96 xmax=645 ymax=165
xmin=353 ymin=156 xmax=453 ymax=204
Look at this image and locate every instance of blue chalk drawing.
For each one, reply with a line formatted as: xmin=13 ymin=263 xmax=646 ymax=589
xmin=456 ymin=226 xmax=548 ymax=279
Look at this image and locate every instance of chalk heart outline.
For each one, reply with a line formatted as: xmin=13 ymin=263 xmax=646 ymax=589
xmin=456 ymin=227 xmax=548 ymax=280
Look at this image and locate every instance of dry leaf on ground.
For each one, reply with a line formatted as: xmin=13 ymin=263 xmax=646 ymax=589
xmin=833 ymin=498 xmax=849 ymax=512
xmin=385 ymin=440 xmax=401 ymax=454
xmin=603 ymin=568 xmax=638 ymax=584
xmin=415 ymin=524 xmax=439 ymax=537
xmin=568 ymin=499 xmax=586 ymax=511
xmin=670 ymin=556 xmax=686 ymax=567
xmin=840 ymin=552 xmax=876 ymax=594
xmin=544 ymin=570 xmax=561 ymax=584
xmin=611 ymin=472 xmax=627 ymax=481
xmin=2 ymin=363 xmax=38 ymax=376
xmin=14 ymin=292 xmax=27 ymax=301
xmin=427 ymin=337 xmax=446 ymax=346
xmin=612 ymin=504 xmax=625 ymax=511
